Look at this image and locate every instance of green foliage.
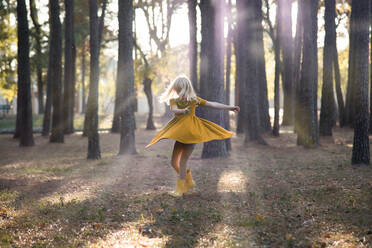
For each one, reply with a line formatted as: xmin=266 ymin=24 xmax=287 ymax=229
xmin=0 ymin=0 xmax=17 ymax=102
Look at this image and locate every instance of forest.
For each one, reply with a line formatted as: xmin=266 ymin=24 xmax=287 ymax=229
xmin=0 ymin=0 xmax=371 ymax=247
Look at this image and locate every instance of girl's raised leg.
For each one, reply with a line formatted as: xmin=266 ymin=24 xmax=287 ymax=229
xmin=171 ymin=141 xmax=183 ymax=173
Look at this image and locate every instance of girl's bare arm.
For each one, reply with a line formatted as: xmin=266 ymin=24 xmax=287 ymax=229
xmin=204 ymin=101 xmax=240 ymax=112
xmin=170 ymin=105 xmax=190 ymax=114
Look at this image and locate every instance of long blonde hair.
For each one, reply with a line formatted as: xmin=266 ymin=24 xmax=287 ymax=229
xmin=159 ymin=75 xmax=197 ymax=104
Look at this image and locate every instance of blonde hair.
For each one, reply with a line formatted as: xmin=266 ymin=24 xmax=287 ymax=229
xmin=159 ymin=75 xmax=197 ymax=104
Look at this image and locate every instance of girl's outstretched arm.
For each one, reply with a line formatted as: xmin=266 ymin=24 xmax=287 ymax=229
xmin=204 ymin=101 xmax=240 ymax=113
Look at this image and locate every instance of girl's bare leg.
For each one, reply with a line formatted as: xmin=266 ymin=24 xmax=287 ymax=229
xmin=171 ymin=141 xmax=183 ymax=173
xmin=179 ymin=143 xmax=195 ymax=179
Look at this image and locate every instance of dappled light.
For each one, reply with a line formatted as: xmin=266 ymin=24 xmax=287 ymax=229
xmin=217 ymin=170 xmax=247 ymax=193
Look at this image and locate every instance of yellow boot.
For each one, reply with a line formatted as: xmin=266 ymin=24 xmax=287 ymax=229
xmin=175 ymin=179 xmax=187 ymax=196
xmin=185 ymin=169 xmax=195 ymax=190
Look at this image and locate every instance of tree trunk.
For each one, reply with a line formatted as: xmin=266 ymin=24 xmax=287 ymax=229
xmin=256 ymin=0 xmax=271 ymax=132
xmin=280 ymin=0 xmax=294 ymax=126
xmin=345 ymin=3 xmax=357 ymax=126
xmin=49 ymin=0 xmax=64 ymax=143
xmin=16 ymin=0 xmax=34 ymax=146
xmin=199 ymin=0 xmax=228 ymax=158
xmin=118 ymin=0 xmax=136 ymax=155
xmin=29 ymin=0 xmax=44 ymax=114
xmin=144 ymin=77 xmax=155 ymax=130
xmin=296 ymin=0 xmax=319 ymax=147
xmin=235 ymin=0 xmax=246 ymax=135
xmin=293 ymin=0 xmax=303 ymax=135
xmin=188 ymin=0 xmax=198 ymax=93
xmin=319 ymin=0 xmax=336 ymax=136
xmin=240 ymin=0 xmax=265 ymax=145
xmin=273 ymin=1 xmax=281 ymax=137
xmin=63 ymin=0 xmax=76 ymax=134
xmin=81 ymin=43 xmax=86 ymax=114
xmin=351 ymin=0 xmax=370 ymax=165
xmin=86 ymin=0 xmax=101 ymax=159
xmin=334 ymin=40 xmax=345 ymax=127
xmin=224 ymin=0 xmax=232 ymax=151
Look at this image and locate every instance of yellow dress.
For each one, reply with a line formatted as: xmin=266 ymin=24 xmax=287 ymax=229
xmin=146 ymin=97 xmax=233 ymax=147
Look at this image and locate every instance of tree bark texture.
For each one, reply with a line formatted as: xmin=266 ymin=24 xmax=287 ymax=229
xmin=63 ymin=0 xmax=76 ymax=134
xmin=16 ymin=0 xmax=34 ymax=146
xmin=199 ymin=0 xmax=228 ymax=158
xmin=29 ymin=0 xmax=44 ymax=114
xmin=280 ymin=0 xmax=294 ymax=126
xmin=296 ymin=0 xmax=319 ymax=147
xmin=144 ymin=77 xmax=155 ymax=130
xmin=118 ymin=0 xmax=137 ymax=155
xmin=86 ymin=0 xmax=101 ymax=159
xmin=320 ymin=0 xmax=336 ymax=136
xmin=351 ymin=0 xmax=370 ymax=165
xmin=49 ymin=0 xmax=64 ymax=143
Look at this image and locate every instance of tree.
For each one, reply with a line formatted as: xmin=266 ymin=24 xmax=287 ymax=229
xmin=118 ymin=0 xmax=137 ymax=155
xmin=49 ymin=0 xmax=64 ymax=143
xmin=86 ymin=0 xmax=101 ymax=159
xmin=199 ymin=0 xmax=228 ymax=158
xmin=296 ymin=0 xmax=319 ymax=147
xmin=16 ymin=0 xmax=34 ymax=146
xmin=280 ymin=0 xmax=294 ymax=126
xmin=239 ymin=0 xmax=265 ymax=145
xmin=319 ymin=0 xmax=337 ymax=136
xmin=224 ymin=0 xmax=233 ymax=150
xmin=29 ymin=0 xmax=44 ymax=114
xmin=344 ymin=1 xmax=357 ymax=126
xmin=256 ymin=0 xmax=270 ymax=132
xmin=351 ymin=0 xmax=370 ymax=165
xmin=63 ymin=0 xmax=76 ymax=134
xmin=271 ymin=0 xmax=281 ymax=136
xmin=188 ymin=0 xmax=198 ymax=93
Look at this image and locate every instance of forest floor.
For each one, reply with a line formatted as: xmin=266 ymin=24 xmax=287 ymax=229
xmin=1 ymin=114 xmax=372 ymax=248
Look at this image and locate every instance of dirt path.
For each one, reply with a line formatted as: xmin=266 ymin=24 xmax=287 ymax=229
xmin=1 ymin=118 xmax=372 ymax=247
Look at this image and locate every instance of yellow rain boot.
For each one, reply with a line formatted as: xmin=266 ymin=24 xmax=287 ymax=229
xmin=175 ymin=179 xmax=187 ymax=196
xmin=185 ymin=169 xmax=195 ymax=190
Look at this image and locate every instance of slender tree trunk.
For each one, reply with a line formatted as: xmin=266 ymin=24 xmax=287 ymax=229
xmin=29 ymin=0 xmax=44 ymax=114
xmin=63 ymin=0 xmax=76 ymax=134
xmin=294 ymin=0 xmax=304 ymax=135
xmin=81 ymin=43 xmax=86 ymax=114
xmin=351 ymin=0 xmax=370 ymax=165
xmin=235 ymin=0 xmax=246 ymax=135
xmin=188 ymin=0 xmax=198 ymax=93
xmin=86 ymin=0 xmax=101 ymax=159
xmin=200 ymin=0 xmax=228 ymax=158
xmin=369 ymin=1 xmax=372 ymax=134
xmin=273 ymin=1 xmax=281 ymax=137
xmin=320 ymin=0 xmax=336 ymax=136
xmin=256 ymin=0 xmax=271 ymax=132
xmin=345 ymin=4 xmax=357 ymax=126
xmin=334 ymin=41 xmax=345 ymax=127
xmin=49 ymin=0 xmax=64 ymax=143
xmin=144 ymin=77 xmax=155 ymax=130
xmin=224 ymin=0 xmax=232 ymax=151
xmin=280 ymin=0 xmax=294 ymax=126
xmin=118 ymin=0 xmax=137 ymax=155
xmin=16 ymin=0 xmax=34 ymax=146
xmin=296 ymin=0 xmax=319 ymax=147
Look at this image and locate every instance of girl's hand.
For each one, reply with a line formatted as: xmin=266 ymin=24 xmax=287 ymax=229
xmin=230 ymin=106 xmax=240 ymax=113
xmin=183 ymin=107 xmax=190 ymax=114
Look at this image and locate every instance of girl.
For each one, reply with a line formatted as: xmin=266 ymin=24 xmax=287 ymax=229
xmin=146 ymin=75 xmax=240 ymax=196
